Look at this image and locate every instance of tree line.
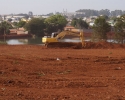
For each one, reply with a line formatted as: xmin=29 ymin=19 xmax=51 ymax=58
xmin=0 ymin=14 xmax=125 ymax=44
xmin=92 ymin=15 xmax=125 ymax=44
xmin=0 ymin=15 xmax=67 ymax=37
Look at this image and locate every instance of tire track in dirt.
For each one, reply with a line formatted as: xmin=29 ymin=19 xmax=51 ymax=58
xmin=26 ymin=78 xmax=109 ymax=89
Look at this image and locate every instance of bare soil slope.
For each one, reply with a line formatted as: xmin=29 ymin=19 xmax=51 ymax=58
xmin=0 ymin=42 xmax=125 ymax=100
xmin=47 ymin=41 xmax=125 ymax=49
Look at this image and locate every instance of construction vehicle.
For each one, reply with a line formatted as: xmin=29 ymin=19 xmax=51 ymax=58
xmin=42 ymin=29 xmax=85 ymax=47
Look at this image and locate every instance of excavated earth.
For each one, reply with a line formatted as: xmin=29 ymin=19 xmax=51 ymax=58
xmin=0 ymin=42 xmax=125 ymax=100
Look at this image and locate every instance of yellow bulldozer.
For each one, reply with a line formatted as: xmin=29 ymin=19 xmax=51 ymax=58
xmin=42 ymin=29 xmax=85 ymax=48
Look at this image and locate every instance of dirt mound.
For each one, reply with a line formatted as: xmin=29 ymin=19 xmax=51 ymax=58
xmin=47 ymin=41 xmax=125 ymax=49
xmin=47 ymin=42 xmax=82 ymax=49
xmin=85 ymin=41 xmax=125 ymax=49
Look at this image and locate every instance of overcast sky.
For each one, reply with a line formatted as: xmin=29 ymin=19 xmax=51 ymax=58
xmin=0 ymin=0 xmax=125 ymax=15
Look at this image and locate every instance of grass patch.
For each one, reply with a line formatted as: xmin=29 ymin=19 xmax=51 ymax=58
xmin=0 ymin=41 xmax=7 ymax=44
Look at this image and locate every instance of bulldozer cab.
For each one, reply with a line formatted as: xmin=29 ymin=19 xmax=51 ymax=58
xmin=51 ymin=32 xmax=58 ymax=38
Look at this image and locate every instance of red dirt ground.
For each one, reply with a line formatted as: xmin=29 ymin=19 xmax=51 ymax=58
xmin=0 ymin=42 xmax=125 ymax=100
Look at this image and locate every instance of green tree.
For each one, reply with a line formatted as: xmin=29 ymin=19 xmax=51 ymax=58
xmin=13 ymin=22 xmax=18 ymax=28
xmin=71 ymin=18 xmax=89 ymax=29
xmin=44 ymin=15 xmax=67 ymax=34
xmin=101 ymin=15 xmax=109 ymax=20
xmin=114 ymin=17 xmax=125 ymax=44
xmin=92 ymin=16 xmax=111 ymax=41
xmin=0 ymin=21 xmax=12 ymax=41
xmin=24 ymin=18 xmax=45 ymax=37
xmin=71 ymin=18 xmax=77 ymax=27
xmin=18 ymin=21 xmax=26 ymax=28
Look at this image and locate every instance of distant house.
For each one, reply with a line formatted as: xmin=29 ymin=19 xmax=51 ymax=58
xmin=107 ymin=20 xmax=115 ymax=26
xmin=17 ymin=28 xmax=28 ymax=35
xmin=9 ymin=29 xmax=17 ymax=35
xmin=21 ymin=18 xmax=28 ymax=22
xmin=33 ymin=15 xmax=49 ymax=19
xmin=89 ymin=22 xmax=94 ymax=26
xmin=9 ymin=28 xmax=28 ymax=35
xmin=4 ymin=15 xmax=25 ymax=22
xmin=41 ymin=15 xmax=49 ymax=18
